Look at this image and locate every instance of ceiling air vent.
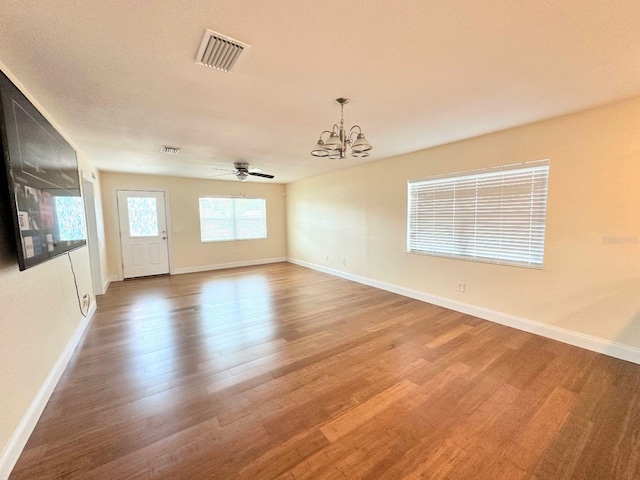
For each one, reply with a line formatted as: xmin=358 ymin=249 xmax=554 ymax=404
xmin=195 ymin=29 xmax=248 ymax=73
xmin=161 ymin=145 xmax=181 ymax=155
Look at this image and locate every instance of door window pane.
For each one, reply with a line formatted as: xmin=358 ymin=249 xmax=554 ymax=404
xmin=127 ymin=197 xmax=158 ymax=237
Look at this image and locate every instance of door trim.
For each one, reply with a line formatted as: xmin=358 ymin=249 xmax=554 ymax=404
xmin=81 ymin=174 xmax=104 ymax=294
xmin=113 ymin=188 xmax=173 ymax=281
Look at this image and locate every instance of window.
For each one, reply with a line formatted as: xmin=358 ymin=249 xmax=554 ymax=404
xmin=407 ymin=161 xmax=549 ymax=268
xmin=127 ymin=197 xmax=158 ymax=237
xmin=199 ymin=197 xmax=267 ymax=242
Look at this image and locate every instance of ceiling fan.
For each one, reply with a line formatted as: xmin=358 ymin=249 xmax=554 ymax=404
xmin=212 ymin=162 xmax=275 ymax=182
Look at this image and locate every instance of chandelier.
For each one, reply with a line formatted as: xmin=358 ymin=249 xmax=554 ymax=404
xmin=310 ymin=98 xmax=372 ymax=159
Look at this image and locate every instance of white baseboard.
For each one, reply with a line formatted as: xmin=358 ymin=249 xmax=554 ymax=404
xmin=102 ymin=275 xmax=117 ymax=293
xmin=171 ymin=257 xmax=287 ymax=275
xmin=287 ymin=257 xmax=640 ymax=365
xmin=0 ymin=302 xmax=97 ymax=480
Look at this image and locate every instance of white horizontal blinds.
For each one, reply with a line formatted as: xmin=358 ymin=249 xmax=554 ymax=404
xmin=408 ymin=161 xmax=549 ymax=268
xmin=234 ymin=198 xmax=267 ymax=239
xmin=199 ymin=197 xmax=267 ymax=242
xmin=200 ymin=197 xmax=234 ymax=241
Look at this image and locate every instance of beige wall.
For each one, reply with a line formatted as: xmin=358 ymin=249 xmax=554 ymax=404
xmin=0 ymin=64 xmax=100 ymax=461
xmin=100 ymin=172 xmax=287 ymax=278
xmin=287 ymin=96 xmax=640 ymax=349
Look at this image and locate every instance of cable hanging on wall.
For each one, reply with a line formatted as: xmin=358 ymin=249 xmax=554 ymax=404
xmin=67 ymin=252 xmax=90 ymax=318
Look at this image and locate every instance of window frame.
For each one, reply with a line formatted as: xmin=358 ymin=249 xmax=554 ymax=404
xmin=199 ymin=196 xmax=267 ymax=243
xmin=406 ymin=159 xmax=550 ymax=270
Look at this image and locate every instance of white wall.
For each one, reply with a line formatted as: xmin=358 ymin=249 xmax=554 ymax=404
xmin=287 ymin=96 xmax=640 ymax=353
xmin=0 ymin=62 xmax=104 ymax=477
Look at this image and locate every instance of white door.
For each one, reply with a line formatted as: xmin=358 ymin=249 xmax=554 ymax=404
xmin=117 ymin=190 xmax=169 ymax=279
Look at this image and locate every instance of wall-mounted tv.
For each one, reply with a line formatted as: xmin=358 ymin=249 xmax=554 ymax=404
xmin=0 ymin=70 xmax=86 ymax=270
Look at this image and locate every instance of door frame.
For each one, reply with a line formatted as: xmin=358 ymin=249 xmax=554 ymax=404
xmin=113 ymin=187 xmax=173 ymax=281
xmin=81 ymin=173 xmax=105 ymax=294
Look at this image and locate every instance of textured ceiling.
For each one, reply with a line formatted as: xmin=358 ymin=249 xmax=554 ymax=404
xmin=1 ymin=0 xmax=640 ymax=183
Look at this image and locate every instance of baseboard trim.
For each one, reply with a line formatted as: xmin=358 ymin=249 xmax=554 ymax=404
xmin=0 ymin=302 xmax=97 ymax=480
xmin=287 ymin=257 xmax=640 ymax=365
xmin=102 ymin=275 xmax=117 ymax=294
xmin=171 ymin=257 xmax=287 ymax=275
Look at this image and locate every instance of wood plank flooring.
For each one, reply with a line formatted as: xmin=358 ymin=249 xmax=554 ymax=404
xmin=9 ymin=262 xmax=640 ymax=479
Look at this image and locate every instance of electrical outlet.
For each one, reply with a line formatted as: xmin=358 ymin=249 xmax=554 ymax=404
xmin=456 ymin=282 xmax=465 ymax=293
xmin=342 ymin=259 xmax=346 ymax=266
xmin=326 ymin=255 xmax=329 ymax=261
xmin=82 ymin=294 xmax=90 ymax=309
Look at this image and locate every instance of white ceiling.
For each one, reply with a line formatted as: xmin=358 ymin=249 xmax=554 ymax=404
xmin=1 ymin=1 xmax=640 ymax=184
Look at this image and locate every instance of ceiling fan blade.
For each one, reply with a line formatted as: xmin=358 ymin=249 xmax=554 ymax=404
xmin=248 ymin=171 xmax=275 ymax=179
xmin=212 ymin=168 xmax=235 ymax=172
xmin=212 ymin=172 xmax=235 ymax=177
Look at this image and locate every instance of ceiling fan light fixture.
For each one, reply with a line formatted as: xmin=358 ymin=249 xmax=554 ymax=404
xmin=352 ymin=151 xmax=370 ymax=158
xmin=213 ymin=163 xmax=275 ymax=181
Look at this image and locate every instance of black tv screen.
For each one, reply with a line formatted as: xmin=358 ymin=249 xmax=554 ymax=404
xmin=0 ymin=70 xmax=86 ymax=270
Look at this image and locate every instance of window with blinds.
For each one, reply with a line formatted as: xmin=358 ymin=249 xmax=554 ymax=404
xmin=199 ymin=197 xmax=267 ymax=242
xmin=407 ymin=161 xmax=549 ymax=268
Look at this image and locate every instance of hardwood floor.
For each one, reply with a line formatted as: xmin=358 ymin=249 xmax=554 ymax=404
xmin=9 ymin=263 xmax=640 ymax=479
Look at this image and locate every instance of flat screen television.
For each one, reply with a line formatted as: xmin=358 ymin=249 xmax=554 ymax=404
xmin=0 ymin=70 xmax=86 ymax=270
